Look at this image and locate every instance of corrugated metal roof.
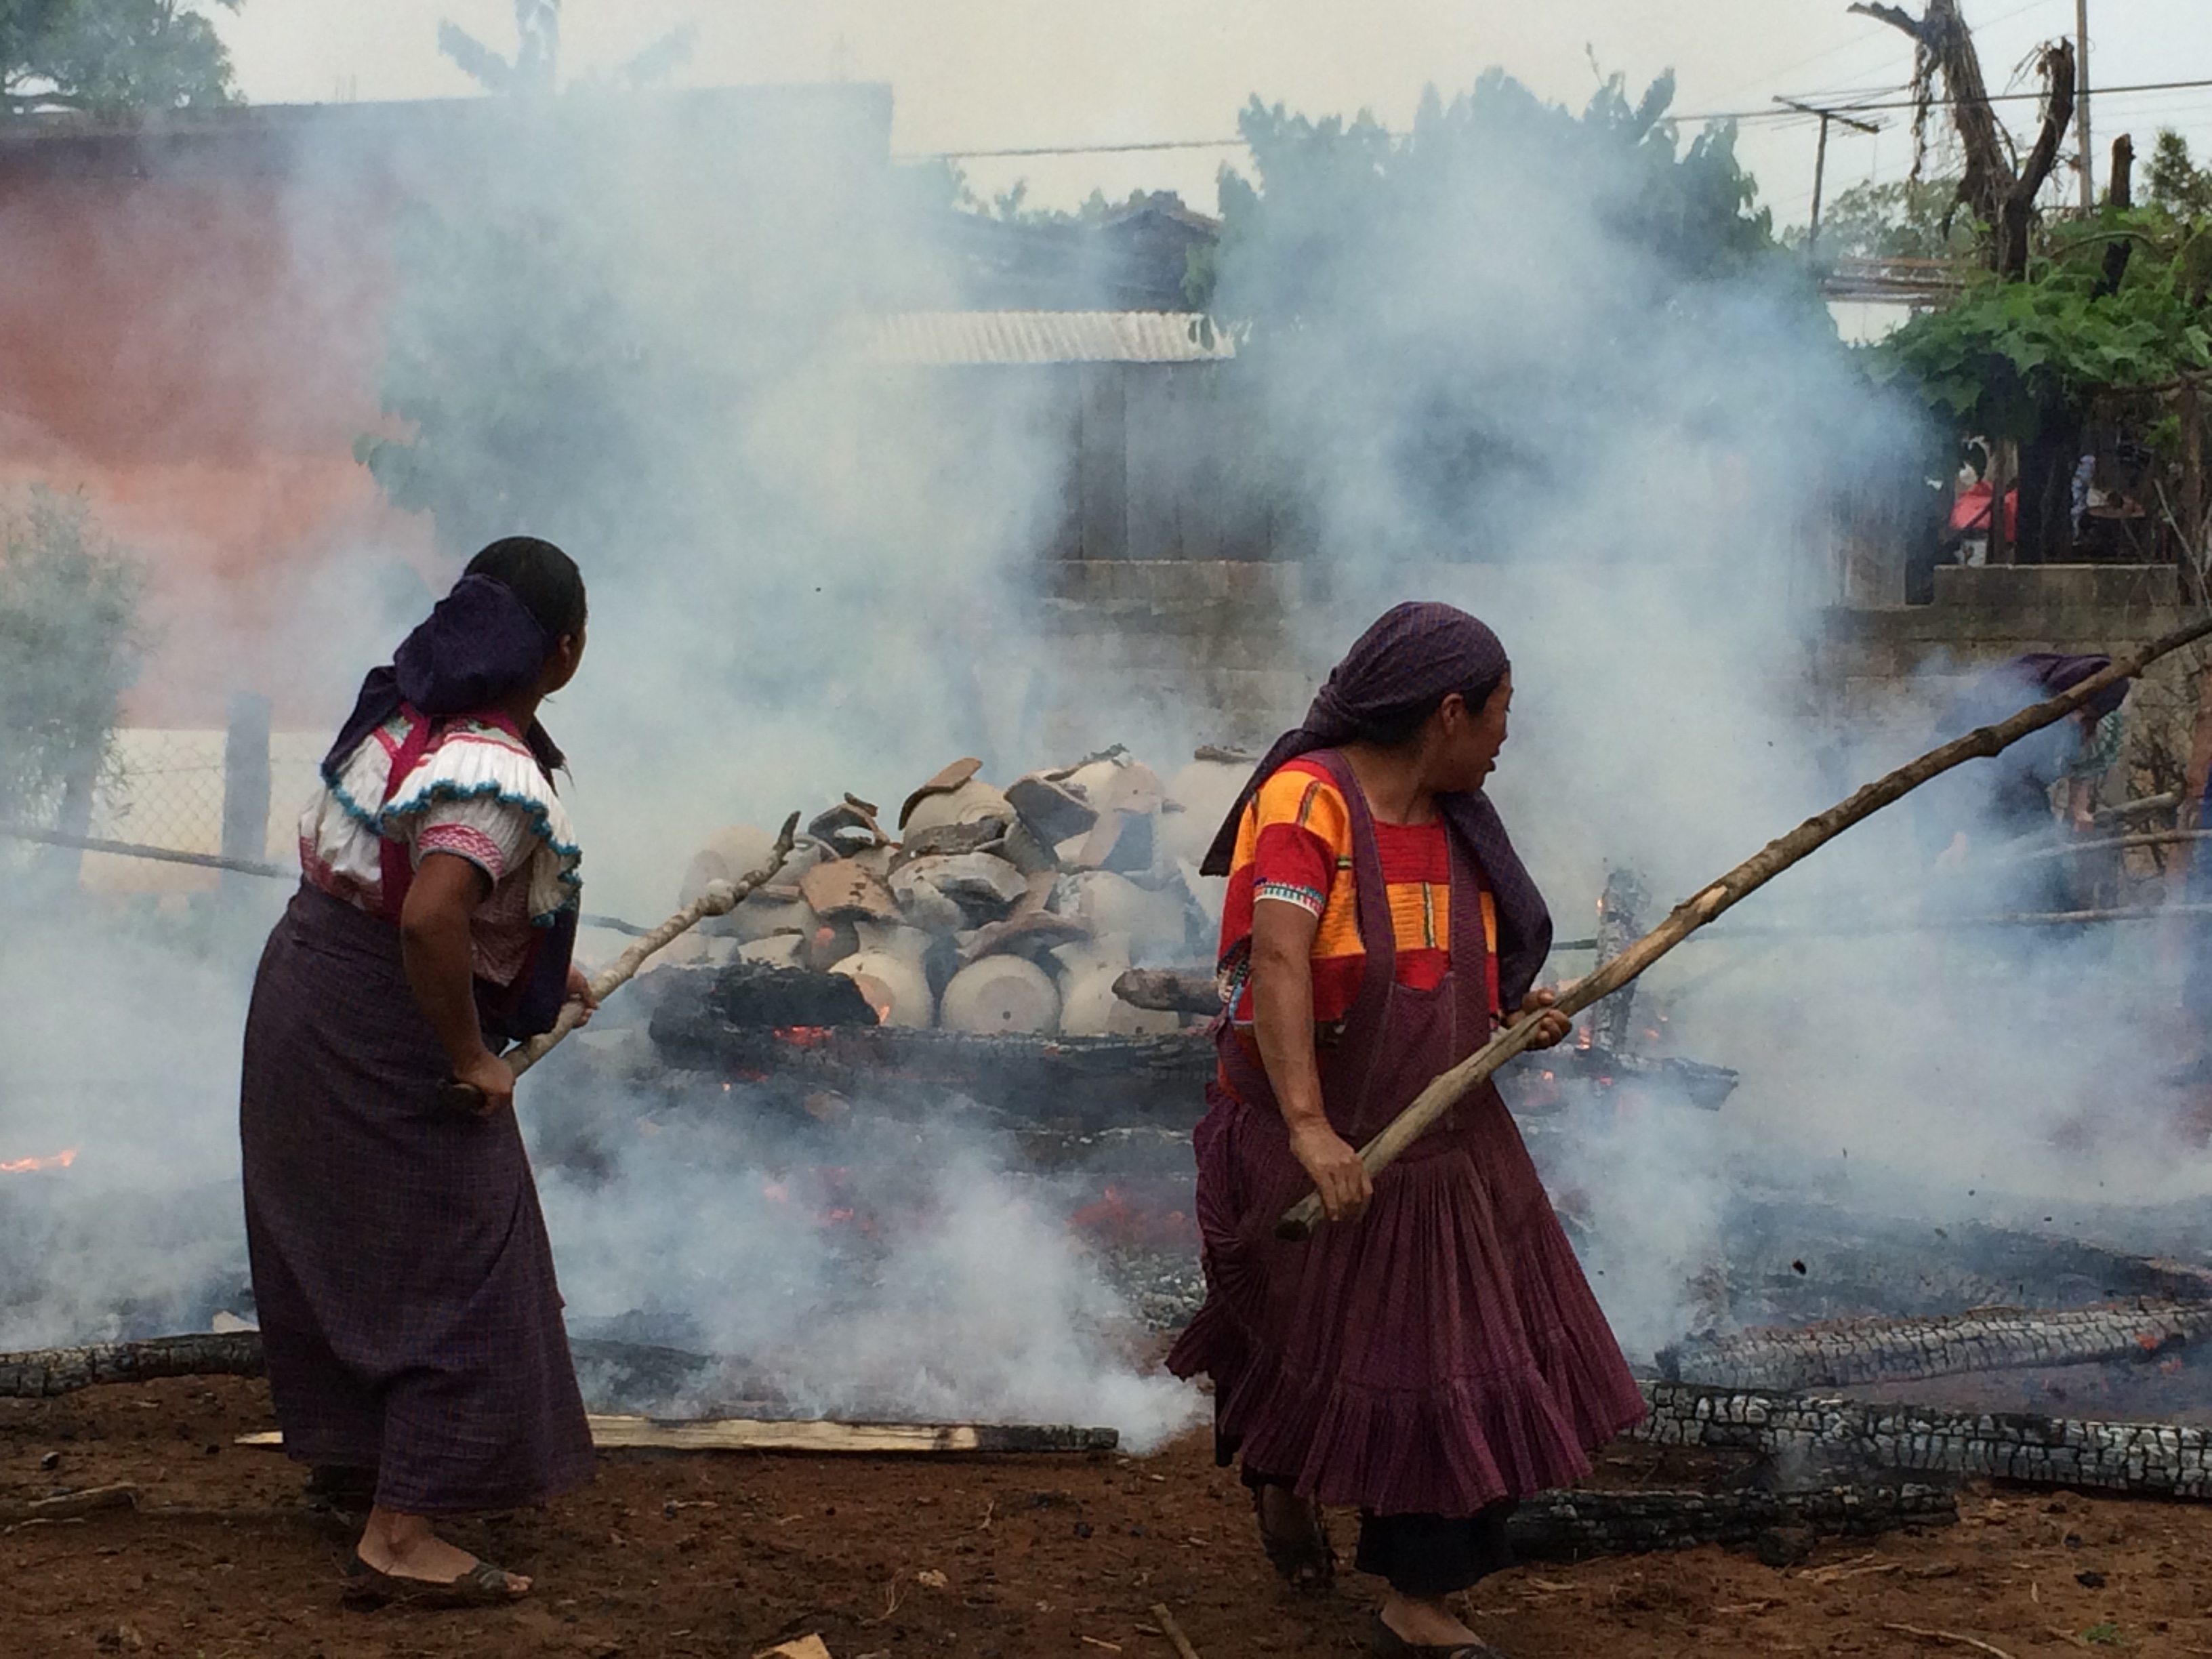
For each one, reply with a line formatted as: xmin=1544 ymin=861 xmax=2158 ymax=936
xmin=853 ymin=310 xmax=1235 ymax=367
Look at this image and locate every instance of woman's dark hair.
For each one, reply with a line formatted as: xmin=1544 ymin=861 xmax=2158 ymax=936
xmin=466 ymin=537 xmax=587 ymax=642
xmin=1353 ymin=670 xmax=1508 ymax=750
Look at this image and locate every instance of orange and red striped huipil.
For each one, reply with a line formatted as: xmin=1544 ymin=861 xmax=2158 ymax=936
xmin=1217 ymin=758 xmax=1498 ymax=1038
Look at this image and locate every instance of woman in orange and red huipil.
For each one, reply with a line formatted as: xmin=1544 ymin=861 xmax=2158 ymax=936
xmin=1168 ymin=602 xmax=1645 ymax=1658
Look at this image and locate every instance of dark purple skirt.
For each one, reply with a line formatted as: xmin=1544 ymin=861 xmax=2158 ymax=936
xmin=1166 ymin=1077 xmax=1647 ymax=1519
xmin=239 ymin=884 xmax=594 ymax=1514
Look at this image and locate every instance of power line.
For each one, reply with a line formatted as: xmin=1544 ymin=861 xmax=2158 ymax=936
xmin=1686 ymin=73 xmax=2212 ymax=126
xmin=895 ymin=75 xmax=2212 ymax=164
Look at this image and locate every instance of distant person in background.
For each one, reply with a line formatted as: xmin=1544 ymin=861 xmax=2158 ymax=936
xmin=1920 ymin=653 xmax=2131 ymax=917
xmin=239 ymin=537 xmax=597 ymax=1606
xmin=1168 ymin=602 xmax=1644 ymax=1658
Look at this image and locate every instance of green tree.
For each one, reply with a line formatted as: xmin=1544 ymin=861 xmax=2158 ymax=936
xmin=1186 ymin=71 xmax=1835 ymax=561
xmin=438 ymin=0 xmax=696 ymax=96
xmin=1201 ymin=70 xmax=1779 ymax=325
xmin=0 ymin=489 xmax=142 ymax=830
xmin=1 ymin=0 xmax=240 ymax=118
xmin=2148 ymin=130 xmax=2212 ymax=222
xmin=1800 ymin=176 xmax=1972 ymax=261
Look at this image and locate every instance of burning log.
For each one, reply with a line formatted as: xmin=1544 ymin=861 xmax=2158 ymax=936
xmin=1279 ymin=617 xmax=2212 ymax=1240
xmin=1659 ymin=1301 xmax=2212 ymax=1391
xmin=1507 ymin=1482 xmax=1956 ymax=1561
xmin=0 ymin=1333 xmax=264 ymax=1398
xmin=239 ymin=1418 xmax=1118 ymax=1455
xmin=1635 ymin=1379 xmax=2212 ymax=1500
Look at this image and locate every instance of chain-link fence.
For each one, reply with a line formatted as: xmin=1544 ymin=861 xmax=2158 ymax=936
xmin=66 ymin=726 xmax=323 ymax=896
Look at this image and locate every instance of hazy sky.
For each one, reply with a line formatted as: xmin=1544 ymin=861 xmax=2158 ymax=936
xmin=221 ymin=1 xmax=2211 ymax=225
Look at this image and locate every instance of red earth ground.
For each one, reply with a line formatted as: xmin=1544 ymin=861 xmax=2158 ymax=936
xmin=6 ymin=1375 xmax=2212 ymax=1659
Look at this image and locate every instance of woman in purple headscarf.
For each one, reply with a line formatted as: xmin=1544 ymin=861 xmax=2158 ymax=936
xmin=240 ymin=537 xmax=597 ymax=1605
xmin=1166 ymin=602 xmax=1646 ymax=1658
xmin=1919 ymin=653 xmax=2132 ymax=920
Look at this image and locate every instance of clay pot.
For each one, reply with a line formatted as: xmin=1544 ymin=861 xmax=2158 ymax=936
xmin=903 ymin=779 xmax=1013 ymax=836
xmin=939 ymin=955 xmax=1061 ymax=1036
xmin=832 ymin=948 xmax=935 ymax=1029
xmin=1159 ymin=758 xmax=1249 ymax=867
xmin=1052 ymin=933 xmax=1179 ymax=1038
xmin=1052 ymin=870 xmax=1188 ymax=956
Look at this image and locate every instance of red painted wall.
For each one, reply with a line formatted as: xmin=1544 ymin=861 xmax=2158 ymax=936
xmin=0 ymin=116 xmax=444 ymax=728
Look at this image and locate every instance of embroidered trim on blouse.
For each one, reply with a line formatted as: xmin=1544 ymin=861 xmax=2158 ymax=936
xmin=1254 ymin=879 xmax=1328 ymax=916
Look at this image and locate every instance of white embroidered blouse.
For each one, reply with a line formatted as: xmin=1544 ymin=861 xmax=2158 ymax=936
xmin=297 ymin=710 xmax=582 ymax=987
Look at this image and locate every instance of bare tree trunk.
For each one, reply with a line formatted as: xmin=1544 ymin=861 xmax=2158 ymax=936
xmin=2097 ymin=134 xmax=2137 ymax=297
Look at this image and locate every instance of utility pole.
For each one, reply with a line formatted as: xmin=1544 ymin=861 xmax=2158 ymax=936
xmin=2076 ymin=0 xmax=2095 ymax=210
xmin=1776 ymin=98 xmax=1883 ymax=260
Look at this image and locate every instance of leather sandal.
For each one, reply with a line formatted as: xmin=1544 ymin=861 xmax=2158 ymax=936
xmin=1251 ymin=1486 xmax=1334 ymax=1589
xmin=1366 ymin=1612 xmax=1504 ymax=1658
xmin=342 ymin=1551 xmax=530 ymax=1607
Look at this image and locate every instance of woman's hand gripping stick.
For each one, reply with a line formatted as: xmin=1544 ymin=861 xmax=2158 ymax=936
xmin=441 ymin=812 xmax=800 ymax=1114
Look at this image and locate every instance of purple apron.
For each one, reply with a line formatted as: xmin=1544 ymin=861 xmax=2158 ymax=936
xmin=1166 ymin=750 xmax=1646 ymax=1517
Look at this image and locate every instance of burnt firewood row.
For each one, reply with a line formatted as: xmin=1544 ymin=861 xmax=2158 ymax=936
xmin=1637 ymin=1380 xmax=2212 ymax=1500
xmin=0 ymin=1332 xmax=265 ymax=1398
xmin=1507 ymin=1482 xmax=1956 ymax=1560
xmin=1659 ymin=1299 xmax=2212 ymax=1391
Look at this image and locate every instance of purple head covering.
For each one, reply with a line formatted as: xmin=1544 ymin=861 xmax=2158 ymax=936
xmin=2013 ymin=653 xmax=2129 ymax=722
xmin=1202 ymin=600 xmax=1555 ymax=1008
xmin=321 ymin=573 xmax=565 ymax=783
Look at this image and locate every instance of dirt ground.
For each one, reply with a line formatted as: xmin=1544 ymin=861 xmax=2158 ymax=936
xmin=7 ymin=1376 xmax=2212 ymax=1659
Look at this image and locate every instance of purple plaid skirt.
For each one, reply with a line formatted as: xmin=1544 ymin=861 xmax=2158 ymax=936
xmin=239 ymin=883 xmax=594 ymax=1513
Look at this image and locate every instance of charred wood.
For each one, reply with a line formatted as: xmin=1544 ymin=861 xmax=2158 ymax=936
xmin=0 ymin=1333 xmax=264 ymax=1398
xmin=1111 ymin=968 xmax=1218 ymax=1015
xmin=1635 ymin=1380 xmax=2212 ymax=1499
xmin=240 ymin=1418 xmax=1119 ymax=1455
xmin=2098 ymin=134 xmax=2137 ymax=298
xmin=1508 ymin=1482 xmax=1955 ymax=1561
xmin=650 ymin=972 xmax=1214 ymax=1125
xmin=1659 ymin=1301 xmax=2212 ymax=1391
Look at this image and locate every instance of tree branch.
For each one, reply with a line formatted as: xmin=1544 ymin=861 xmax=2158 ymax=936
xmin=1847 ymin=1 xmax=1929 ymax=43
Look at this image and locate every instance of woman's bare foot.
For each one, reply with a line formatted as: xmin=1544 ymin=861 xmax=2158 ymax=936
xmin=356 ymin=1506 xmax=530 ymax=1594
xmin=1379 ymin=1590 xmax=1483 ymax=1650
xmin=1254 ymin=1485 xmax=1332 ymax=1586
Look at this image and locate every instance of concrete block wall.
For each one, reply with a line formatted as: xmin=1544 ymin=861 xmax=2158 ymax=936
xmin=1818 ymin=565 xmax=2208 ymax=804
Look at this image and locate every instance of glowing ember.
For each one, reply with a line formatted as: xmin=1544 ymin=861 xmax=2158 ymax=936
xmin=0 ymin=1148 xmax=77 ymax=1174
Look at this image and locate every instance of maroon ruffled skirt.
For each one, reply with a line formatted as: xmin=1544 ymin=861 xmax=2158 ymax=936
xmin=1166 ymin=1078 xmax=1645 ymax=1517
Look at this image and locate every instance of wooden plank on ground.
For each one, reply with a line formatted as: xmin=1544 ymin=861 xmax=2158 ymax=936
xmin=238 ymin=1418 xmax=1118 ymax=1454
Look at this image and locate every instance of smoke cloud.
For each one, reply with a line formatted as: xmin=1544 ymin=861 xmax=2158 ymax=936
xmin=3 ymin=59 xmax=2202 ymax=1435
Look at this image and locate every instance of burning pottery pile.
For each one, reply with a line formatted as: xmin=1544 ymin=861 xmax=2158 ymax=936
xmin=659 ymin=746 xmax=1250 ymax=1039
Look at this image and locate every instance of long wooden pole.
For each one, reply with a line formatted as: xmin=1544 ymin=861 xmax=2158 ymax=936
xmin=442 ymin=811 xmax=799 ymax=1111
xmin=1277 ymin=615 xmax=2212 ymax=1241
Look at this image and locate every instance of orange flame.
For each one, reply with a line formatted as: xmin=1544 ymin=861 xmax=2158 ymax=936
xmin=0 ymin=1148 xmax=77 ymax=1174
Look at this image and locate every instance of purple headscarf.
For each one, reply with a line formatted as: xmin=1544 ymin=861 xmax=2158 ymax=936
xmin=2011 ymin=653 xmax=2129 ymax=722
xmin=1202 ymin=600 xmax=1555 ymax=1008
xmin=321 ymin=573 xmax=566 ymax=783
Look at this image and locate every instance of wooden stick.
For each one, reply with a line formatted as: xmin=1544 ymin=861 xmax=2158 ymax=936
xmin=1149 ymin=1603 xmax=1203 ymax=1659
xmin=1277 ymin=614 xmax=2212 ymax=1241
xmin=0 ymin=1483 xmax=140 ymax=1524
xmin=1988 ymin=827 xmax=2212 ymax=867
xmin=1879 ymin=1624 xmax=2017 ymax=1659
xmin=239 ymin=1416 xmax=1119 ymax=1456
xmin=443 ymin=811 xmax=799 ymax=1111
